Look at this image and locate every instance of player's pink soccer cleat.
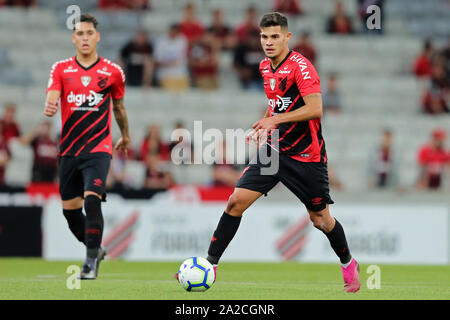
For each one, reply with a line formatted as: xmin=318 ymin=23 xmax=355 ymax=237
xmin=175 ymin=265 xmax=217 ymax=283
xmin=341 ymin=258 xmax=360 ymax=293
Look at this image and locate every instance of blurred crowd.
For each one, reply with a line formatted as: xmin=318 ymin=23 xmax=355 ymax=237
xmin=113 ymin=1 xmax=384 ymax=92
xmin=2 ymin=0 xmax=386 ymax=95
xmin=413 ymin=39 xmax=450 ymax=115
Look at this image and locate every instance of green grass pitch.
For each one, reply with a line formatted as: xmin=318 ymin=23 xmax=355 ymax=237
xmin=0 ymin=259 xmax=448 ymax=300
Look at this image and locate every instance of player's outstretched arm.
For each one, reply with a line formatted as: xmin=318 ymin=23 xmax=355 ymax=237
xmin=44 ymin=90 xmax=61 ymax=117
xmin=112 ymin=97 xmax=131 ymax=156
xmin=252 ymin=93 xmax=323 ymax=131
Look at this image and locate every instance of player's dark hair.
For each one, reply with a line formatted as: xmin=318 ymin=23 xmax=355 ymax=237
xmin=260 ymin=12 xmax=288 ymax=29
xmin=73 ymin=13 xmax=98 ymax=31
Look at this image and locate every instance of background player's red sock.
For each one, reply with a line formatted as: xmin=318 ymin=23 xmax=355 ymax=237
xmin=63 ymin=208 xmax=86 ymax=244
xmin=207 ymin=212 xmax=242 ymax=265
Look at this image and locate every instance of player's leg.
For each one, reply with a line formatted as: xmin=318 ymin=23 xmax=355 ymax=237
xmin=307 ymin=205 xmax=352 ymax=264
xmin=79 ymin=154 xmax=111 ymax=279
xmin=206 ymin=161 xmax=279 ymax=267
xmin=307 ymin=205 xmax=360 ymax=292
xmin=59 ymin=157 xmax=86 ymax=245
xmin=62 ymin=197 xmax=86 ymax=244
xmin=206 ymin=187 xmax=263 ymax=266
xmin=175 ymin=186 xmax=264 ymax=282
xmin=83 ymin=191 xmax=104 ymax=259
xmin=280 ymin=158 xmax=359 ymax=292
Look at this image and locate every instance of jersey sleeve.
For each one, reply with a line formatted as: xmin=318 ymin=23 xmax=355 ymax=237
xmin=294 ymin=58 xmax=321 ymax=96
xmin=111 ymin=65 xmax=126 ymax=100
xmin=46 ymin=62 xmax=63 ymax=93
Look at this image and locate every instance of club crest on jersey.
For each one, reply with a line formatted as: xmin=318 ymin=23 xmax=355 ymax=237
xmin=97 ymin=77 xmax=108 ymax=89
xmin=270 ymin=78 xmax=276 ymax=91
xmin=81 ymin=76 xmax=91 ymax=87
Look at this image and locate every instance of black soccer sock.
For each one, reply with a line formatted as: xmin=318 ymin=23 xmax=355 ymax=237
xmin=207 ymin=212 xmax=242 ymax=265
xmin=324 ymin=219 xmax=352 ymax=264
xmin=84 ymin=195 xmax=104 ymax=258
xmin=63 ymin=208 xmax=86 ymax=244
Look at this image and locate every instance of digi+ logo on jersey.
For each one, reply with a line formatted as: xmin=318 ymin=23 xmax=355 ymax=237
xmin=269 ymin=95 xmax=292 ymax=113
xmin=67 ymin=90 xmax=104 ymax=108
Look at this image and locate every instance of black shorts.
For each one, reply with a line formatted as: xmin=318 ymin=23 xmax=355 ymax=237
xmin=58 ymin=152 xmax=111 ymax=201
xmin=236 ymin=145 xmax=334 ymax=212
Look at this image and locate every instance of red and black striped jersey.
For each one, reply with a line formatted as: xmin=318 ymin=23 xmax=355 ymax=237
xmin=46 ymin=56 xmax=125 ymax=157
xmin=260 ymin=50 xmax=327 ymax=163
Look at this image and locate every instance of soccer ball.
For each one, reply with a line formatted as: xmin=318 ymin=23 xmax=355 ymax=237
xmin=177 ymin=257 xmax=215 ymax=292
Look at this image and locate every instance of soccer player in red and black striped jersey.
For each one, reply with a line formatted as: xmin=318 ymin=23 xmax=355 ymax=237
xmin=44 ymin=14 xmax=131 ymax=280
xmin=193 ymin=12 xmax=360 ymax=292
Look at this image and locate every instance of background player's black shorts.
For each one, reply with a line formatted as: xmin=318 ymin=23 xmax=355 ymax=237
xmin=58 ymin=152 xmax=111 ymax=201
xmin=236 ymin=145 xmax=334 ymax=212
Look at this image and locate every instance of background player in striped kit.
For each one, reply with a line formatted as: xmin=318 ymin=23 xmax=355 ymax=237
xmin=44 ymin=14 xmax=131 ymax=279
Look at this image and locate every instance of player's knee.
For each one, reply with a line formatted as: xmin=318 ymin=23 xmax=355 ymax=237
xmin=226 ymin=193 xmax=246 ymax=216
xmin=309 ymin=213 xmax=326 ymax=232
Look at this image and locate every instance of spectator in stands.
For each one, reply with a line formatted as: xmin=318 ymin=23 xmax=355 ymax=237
xmin=322 ymin=73 xmax=342 ymax=115
xmin=367 ymin=129 xmax=399 ymax=189
xmin=416 ymin=128 xmax=449 ymax=190
xmin=233 ymin=30 xmax=266 ymax=90
xmin=291 ymin=31 xmax=317 ymax=65
xmin=179 ymin=3 xmax=205 ymax=44
xmin=208 ymin=8 xmax=234 ymax=50
xmin=144 ymin=152 xmax=174 ymax=189
xmin=421 ymin=87 xmax=449 ymax=114
xmin=0 ymin=123 xmax=10 ymax=188
xmin=211 ymin=140 xmax=242 ymax=187
xmin=273 ymin=0 xmax=303 ymax=16
xmin=154 ymin=24 xmax=190 ymax=91
xmin=235 ymin=6 xmax=260 ymax=44
xmin=421 ymin=63 xmax=449 ymax=114
xmin=413 ymin=39 xmax=434 ymax=79
xmin=17 ymin=120 xmax=58 ymax=183
xmin=120 ymin=30 xmax=154 ymax=87
xmin=98 ymin=0 xmax=150 ymax=10
xmin=326 ymin=1 xmax=354 ymax=34
xmin=0 ymin=102 xmax=20 ymax=144
xmin=188 ymin=30 xmax=220 ymax=90
xmin=140 ymin=124 xmax=170 ymax=164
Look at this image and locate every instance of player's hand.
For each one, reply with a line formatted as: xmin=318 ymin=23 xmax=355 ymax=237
xmin=252 ymin=117 xmax=277 ymax=132
xmin=44 ymin=101 xmax=58 ymax=117
xmin=246 ymin=129 xmax=267 ymax=146
xmin=115 ymin=136 xmax=131 ymax=157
